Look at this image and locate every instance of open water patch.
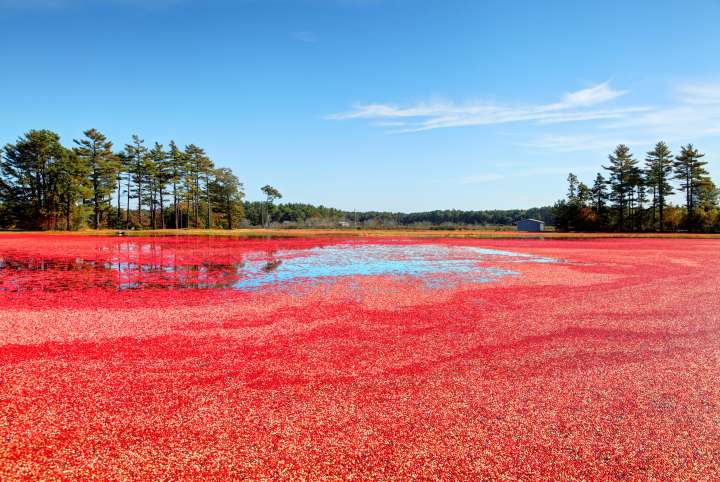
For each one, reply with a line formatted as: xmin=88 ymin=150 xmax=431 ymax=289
xmin=0 ymin=242 xmax=559 ymax=292
xmin=232 ymin=244 xmax=558 ymax=290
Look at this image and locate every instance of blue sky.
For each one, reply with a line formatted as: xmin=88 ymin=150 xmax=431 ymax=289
xmin=1 ymin=0 xmax=719 ymax=211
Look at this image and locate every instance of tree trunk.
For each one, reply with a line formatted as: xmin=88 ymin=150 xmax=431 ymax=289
xmin=117 ymin=180 xmax=122 ymax=228
xmin=160 ymin=187 xmax=165 ymax=230
xmin=137 ymin=179 xmax=143 ymax=228
xmin=186 ymin=195 xmax=191 ymax=229
xmin=173 ymin=182 xmax=178 ymax=229
xmin=225 ymin=196 xmax=232 ymax=229
xmin=206 ymin=172 xmax=212 ymax=229
xmin=66 ymin=196 xmax=71 ymax=231
xmin=150 ymin=184 xmax=156 ymax=230
xmin=126 ymin=178 xmax=131 ymax=228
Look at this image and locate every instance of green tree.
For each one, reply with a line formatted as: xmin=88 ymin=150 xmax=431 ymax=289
xmin=204 ymin=161 xmax=215 ymax=229
xmin=184 ymin=144 xmax=213 ymax=228
xmin=591 ymin=173 xmax=608 ymax=214
xmin=603 ymin=144 xmax=638 ymax=231
xmin=124 ymin=135 xmax=149 ymax=228
xmin=54 ymin=149 xmax=91 ymax=230
xmin=577 ymin=182 xmax=591 ymax=207
xmin=697 ymin=178 xmax=719 ymax=230
xmin=168 ymin=141 xmax=187 ymax=229
xmin=1 ymin=128 xmax=247 ymax=231
xmin=211 ymin=167 xmax=244 ymax=229
xmin=261 ymin=184 xmax=282 ymax=227
xmin=114 ymin=151 xmax=130 ymax=228
xmin=566 ymin=173 xmax=579 ymax=202
xmin=148 ymin=143 xmax=170 ymax=229
xmin=674 ymin=144 xmax=709 ymax=230
xmin=1 ymin=130 xmax=68 ymax=229
xmin=74 ymin=129 xmax=117 ymax=229
xmin=645 ymin=141 xmax=675 ymax=231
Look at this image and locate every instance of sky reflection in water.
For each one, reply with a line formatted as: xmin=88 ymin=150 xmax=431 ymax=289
xmin=235 ymin=244 xmax=556 ymax=290
xmin=0 ymin=242 xmax=558 ymax=292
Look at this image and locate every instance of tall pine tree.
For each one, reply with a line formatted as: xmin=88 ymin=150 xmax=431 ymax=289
xmin=74 ymin=129 xmax=117 ymax=229
xmin=674 ymin=144 xmax=709 ymax=230
xmin=645 ymin=141 xmax=674 ymax=231
xmin=603 ymin=144 xmax=638 ymax=231
xmin=124 ymin=135 xmax=148 ymax=228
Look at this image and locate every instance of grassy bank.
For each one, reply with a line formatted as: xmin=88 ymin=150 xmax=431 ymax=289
xmin=2 ymin=228 xmax=720 ymax=239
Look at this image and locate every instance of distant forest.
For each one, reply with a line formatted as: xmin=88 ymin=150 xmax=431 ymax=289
xmin=555 ymin=142 xmax=718 ymax=232
xmin=245 ymin=204 xmax=555 ymax=228
xmin=0 ymin=128 xmax=553 ymax=230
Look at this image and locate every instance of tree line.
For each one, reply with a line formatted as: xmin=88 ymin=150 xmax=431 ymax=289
xmin=340 ymin=207 xmax=554 ymax=227
xmin=242 ymin=205 xmax=555 ymax=227
xmin=0 ymin=129 xmax=246 ymax=230
xmin=555 ymin=142 xmax=718 ymax=232
xmin=1 ymin=127 xmax=561 ymax=231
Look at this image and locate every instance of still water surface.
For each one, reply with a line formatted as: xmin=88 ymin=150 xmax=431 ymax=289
xmin=0 ymin=239 xmax=557 ymax=292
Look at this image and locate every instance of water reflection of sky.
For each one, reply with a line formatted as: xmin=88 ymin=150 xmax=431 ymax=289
xmin=233 ymin=244 xmax=557 ymax=290
xmin=0 ymin=243 xmax=558 ymax=292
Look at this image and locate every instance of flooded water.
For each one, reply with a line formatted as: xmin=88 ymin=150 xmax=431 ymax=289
xmin=232 ymin=244 xmax=556 ymax=289
xmin=0 ymin=238 xmax=558 ymax=293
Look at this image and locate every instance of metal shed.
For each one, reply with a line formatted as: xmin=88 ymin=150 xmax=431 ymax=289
xmin=517 ymin=219 xmax=545 ymax=232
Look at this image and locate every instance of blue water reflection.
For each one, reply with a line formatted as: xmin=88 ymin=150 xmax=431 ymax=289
xmin=233 ymin=244 xmax=557 ymax=290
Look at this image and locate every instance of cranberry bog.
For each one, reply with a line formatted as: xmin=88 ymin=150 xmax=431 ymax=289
xmin=1 ymin=234 xmax=719 ymax=479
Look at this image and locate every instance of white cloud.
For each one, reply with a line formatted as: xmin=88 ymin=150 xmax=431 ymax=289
xmin=330 ymin=80 xmax=720 ymax=152
xmin=597 ymin=83 xmax=720 ymax=143
xmin=461 ymin=164 xmax=598 ymax=185
xmin=677 ymin=83 xmax=720 ymax=105
xmin=327 ymin=82 xmax=637 ymax=133
xmin=524 ymin=134 xmax=652 ymax=153
xmin=555 ymin=82 xmax=627 ymax=108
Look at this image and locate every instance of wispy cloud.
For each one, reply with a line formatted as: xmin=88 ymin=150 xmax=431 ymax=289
xmin=553 ymin=82 xmax=626 ymax=108
xmin=524 ymin=134 xmax=653 ymax=153
xmin=327 ymin=82 xmax=643 ymax=133
xmin=460 ymin=164 xmax=598 ymax=185
xmin=677 ymin=83 xmax=720 ymax=105
xmin=329 ymin=80 xmax=720 ymax=152
xmin=597 ymin=82 xmax=720 ymax=143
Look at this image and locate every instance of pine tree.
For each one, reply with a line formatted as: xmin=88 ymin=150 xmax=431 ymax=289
xmin=577 ymin=182 xmax=591 ymax=207
xmin=629 ymin=165 xmax=645 ymax=231
xmin=1 ymin=129 xmax=246 ymax=231
xmin=645 ymin=141 xmax=674 ymax=231
xmin=184 ymin=144 xmax=212 ymax=228
xmin=53 ymin=149 xmax=91 ymax=230
xmin=261 ymin=185 xmax=282 ymax=227
xmin=210 ymin=167 xmax=244 ymax=229
xmin=591 ymin=173 xmax=608 ymax=214
xmin=674 ymin=144 xmax=709 ymax=230
xmin=114 ymin=151 xmax=130 ymax=228
xmin=74 ymin=129 xmax=117 ymax=229
xmin=205 ymin=161 xmax=215 ymax=229
xmin=148 ymin=143 xmax=169 ymax=229
xmin=567 ymin=173 xmax=579 ymax=203
xmin=168 ymin=141 xmax=187 ymax=229
xmin=1 ymin=130 xmax=68 ymax=229
xmin=124 ymin=135 xmax=148 ymax=228
xmin=603 ymin=144 xmax=638 ymax=231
